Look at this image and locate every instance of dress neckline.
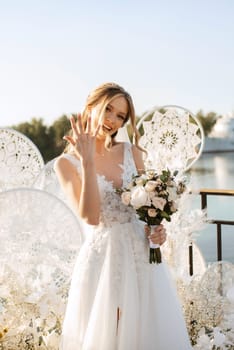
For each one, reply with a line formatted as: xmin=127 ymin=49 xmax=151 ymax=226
xmin=96 ymin=143 xmax=126 ymax=190
xmin=65 ymin=143 xmax=127 ymax=190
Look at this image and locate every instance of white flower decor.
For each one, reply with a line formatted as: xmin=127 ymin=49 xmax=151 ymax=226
xmin=0 ymin=188 xmax=82 ymax=349
xmin=183 ymin=262 xmax=234 ymax=349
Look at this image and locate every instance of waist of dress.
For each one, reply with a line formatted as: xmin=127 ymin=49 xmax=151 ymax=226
xmin=100 ymin=218 xmax=131 ymax=228
xmin=99 ymin=212 xmax=137 ymax=227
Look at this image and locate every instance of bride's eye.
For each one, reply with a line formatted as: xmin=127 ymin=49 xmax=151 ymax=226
xmin=117 ymin=114 xmax=125 ymax=121
xmin=105 ymin=106 xmax=111 ymax=112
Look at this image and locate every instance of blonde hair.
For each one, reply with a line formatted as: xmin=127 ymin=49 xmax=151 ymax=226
xmin=65 ymin=82 xmax=142 ymax=152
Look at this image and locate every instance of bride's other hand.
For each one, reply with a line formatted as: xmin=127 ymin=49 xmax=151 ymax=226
xmin=144 ymin=224 xmax=167 ymax=246
xmin=63 ymin=114 xmax=100 ymax=163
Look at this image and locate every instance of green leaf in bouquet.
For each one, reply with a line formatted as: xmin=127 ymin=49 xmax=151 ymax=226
xmin=161 ymin=211 xmax=171 ymax=221
xmin=160 ymin=169 xmax=170 ymax=183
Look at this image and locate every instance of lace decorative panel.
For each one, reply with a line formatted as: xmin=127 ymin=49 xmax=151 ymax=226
xmin=33 ymin=157 xmax=61 ymax=194
xmin=0 ymin=128 xmax=44 ymax=191
xmin=0 ymin=188 xmax=82 ymax=348
xmin=33 ymin=155 xmax=74 ymax=203
xmin=137 ymin=106 xmax=204 ymax=173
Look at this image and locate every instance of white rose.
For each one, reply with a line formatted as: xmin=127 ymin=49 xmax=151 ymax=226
xmin=146 ymin=170 xmax=155 ymax=179
xmin=130 ymin=186 xmax=149 ymax=209
xmin=144 ymin=180 xmax=157 ymax=192
xmin=148 ymin=208 xmax=157 ymax=217
xmin=155 ymin=178 xmax=163 ymax=186
xmin=152 ymin=196 xmax=167 ymax=211
xmin=121 ymin=191 xmax=131 ymax=205
xmin=167 ymin=179 xmax=176 ymax=187
xmin=148 ymin=191 xmax=156 ymax=199
xmin=135 ymin=177 xmax=144 ymax=186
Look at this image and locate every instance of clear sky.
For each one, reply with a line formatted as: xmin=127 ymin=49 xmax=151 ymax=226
xmin=0 ymin=0 xmax=233 ymax=127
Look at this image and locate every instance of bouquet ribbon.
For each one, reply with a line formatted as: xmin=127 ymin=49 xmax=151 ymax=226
xmin=149 ymin=225 xmax=162 ymax=264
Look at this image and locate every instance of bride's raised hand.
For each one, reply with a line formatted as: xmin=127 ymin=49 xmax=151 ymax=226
xmin=63 ymin=113 xmax=100 ymax=162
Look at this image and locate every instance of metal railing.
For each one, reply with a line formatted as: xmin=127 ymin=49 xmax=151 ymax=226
xmin=189 ymin=188 xmax=234 ymax=275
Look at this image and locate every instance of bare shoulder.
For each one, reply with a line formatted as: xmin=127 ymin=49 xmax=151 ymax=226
xmin=112 ymin=141 xmax=125 ymax=151
xmin=54 ymin=154 xmax=78 ymax=179
xmin=54 ymin=155 xmax=71 ymax=171
xmin=54 ymin=154 xmax=82 ymax=201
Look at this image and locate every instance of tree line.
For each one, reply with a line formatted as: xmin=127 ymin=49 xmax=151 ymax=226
xmin=10 ymin=110 xmax=220 ymax=163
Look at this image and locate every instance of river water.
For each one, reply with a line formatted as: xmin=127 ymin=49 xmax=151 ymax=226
xmin=187 ymin=151 xmax=234 ymax=264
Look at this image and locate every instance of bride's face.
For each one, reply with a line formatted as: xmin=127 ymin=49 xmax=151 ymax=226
xmin=91 ymin=96 xmax=128 ymax=139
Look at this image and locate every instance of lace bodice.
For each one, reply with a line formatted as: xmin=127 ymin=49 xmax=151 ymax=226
xmin=62 ymin=143 xmax=137 ymax=227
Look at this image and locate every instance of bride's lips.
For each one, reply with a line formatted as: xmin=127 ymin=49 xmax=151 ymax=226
xmin=102 ymin=124 xmax=113 ymax=133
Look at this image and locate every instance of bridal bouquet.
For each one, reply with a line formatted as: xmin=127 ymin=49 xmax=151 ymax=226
xmin=118 ymin=169 xmax=187 ymax=264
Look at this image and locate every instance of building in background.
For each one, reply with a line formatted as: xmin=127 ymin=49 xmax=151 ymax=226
xmin=203 ymin=112 xmax=234 ymax=152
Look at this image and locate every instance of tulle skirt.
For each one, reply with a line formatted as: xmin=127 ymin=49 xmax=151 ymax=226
xmin=60 ymin=220 xmax=192 ymax=350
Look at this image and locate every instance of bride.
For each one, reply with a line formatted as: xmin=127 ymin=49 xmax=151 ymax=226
xmin=54 ymin=82 xmax=192 ymax=349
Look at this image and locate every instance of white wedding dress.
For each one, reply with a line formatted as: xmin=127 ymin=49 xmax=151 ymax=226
xmin=59 ymin=143 xmax=192 ymax=350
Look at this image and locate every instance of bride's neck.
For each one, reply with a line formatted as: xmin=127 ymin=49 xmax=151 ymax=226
xmin=95 ymin=136 xmax=116 ymax=156
xmin=95 ymin=139 xmax=107 ymax=156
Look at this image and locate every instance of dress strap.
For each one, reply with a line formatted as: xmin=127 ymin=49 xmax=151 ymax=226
xmin=59 ymin=153 xmax=81 ymax=173
xmin=122 ymin=143 xmax=137 ymax=188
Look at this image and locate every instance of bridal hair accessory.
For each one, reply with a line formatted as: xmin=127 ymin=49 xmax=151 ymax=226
xmin=117 ymin=169 xmax=187 ymax=263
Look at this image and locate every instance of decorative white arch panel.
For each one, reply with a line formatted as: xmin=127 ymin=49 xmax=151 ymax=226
xmin=137 ymin=105 xmax=204 ymax=173
xmin=0 ymin=128 xmax=44 ymax=190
